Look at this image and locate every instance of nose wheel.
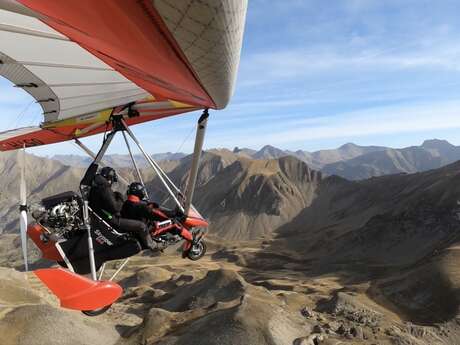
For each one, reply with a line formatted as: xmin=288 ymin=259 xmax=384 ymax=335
xmin=82 ymin=304 xmax=112 ymax=316
xmin=187 ymin=240 xmax=207 ymax=261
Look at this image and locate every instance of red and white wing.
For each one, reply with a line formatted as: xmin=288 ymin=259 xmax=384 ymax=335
xmin=0 ymin=0 xmax=247 ymax=150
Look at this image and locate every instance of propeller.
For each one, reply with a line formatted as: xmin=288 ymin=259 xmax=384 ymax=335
xmin=19 ymin=147 xmax=28 ymax=271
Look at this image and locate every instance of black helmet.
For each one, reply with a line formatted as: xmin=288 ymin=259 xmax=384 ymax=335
xmin=100 ymin=166 xmax=118 ymax=183
xmin=127 ymin=182 xmax=147 ymax=200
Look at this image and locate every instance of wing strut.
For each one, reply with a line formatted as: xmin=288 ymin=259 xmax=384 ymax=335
xmin=80 ymin=131 xmax=116 ymax=281
xmin=19 ymin=146 xmax=29 ymax=271
xmin=121 ymin=131 xmax=147 ymax=196
xmin=184 ymin=109 xmax=209 ymax=214
xmin=120 ymin=118 xmax=185 ymax=213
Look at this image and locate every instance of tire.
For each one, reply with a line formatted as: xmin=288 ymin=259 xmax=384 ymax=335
xmin=187 ymin=240 xmax=207 ymax=261
xmin=82 ymin=304 xmax=112 ymax=316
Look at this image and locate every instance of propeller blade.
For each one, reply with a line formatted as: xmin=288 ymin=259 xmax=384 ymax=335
xmin=19 ymin=148 xmax=28 ymax=271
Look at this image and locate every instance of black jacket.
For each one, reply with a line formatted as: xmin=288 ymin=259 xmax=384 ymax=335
xmin=89 ymin=174 xmax=124 ymax=221
xmin=121 ymin=197 xmax=167 ymax=223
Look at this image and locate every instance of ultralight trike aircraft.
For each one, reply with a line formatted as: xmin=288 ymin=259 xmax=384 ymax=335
xmin=0 ymin=0 xmax=247 ymax=315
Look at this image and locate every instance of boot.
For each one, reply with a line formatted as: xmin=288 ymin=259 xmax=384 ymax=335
xmin=182 ymin=239 xmax=193 ymax=258
xmin=141 ymin=232 xmax=157 ymax=251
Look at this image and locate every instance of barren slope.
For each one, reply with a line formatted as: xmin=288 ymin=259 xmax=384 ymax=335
xmin=195 ymin=156 xmax=321 ymax=240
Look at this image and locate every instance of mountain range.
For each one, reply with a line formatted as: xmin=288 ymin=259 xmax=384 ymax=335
xmin=322 ymin=139 xmax=460 ymax=180
xmin=52 ymin=152 xmax=187 ymax=168
xmin=2 ymin=140 xmax=460 ymax=344
xmin=234 ymin=139 xmax=460 ymax=179
xmin=2 ymin=142 xmax=460 ymax=344
xmin=51 ymin=139 xmax=460 ymax=180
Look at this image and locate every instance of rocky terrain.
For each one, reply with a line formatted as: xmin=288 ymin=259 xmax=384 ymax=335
xmin=3 ymin=237 xmax=460 ymax=345
xmin=2 ymin=147 xmax=460 ymax=344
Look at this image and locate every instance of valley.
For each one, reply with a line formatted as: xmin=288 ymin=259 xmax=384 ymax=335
xmin=2 ymin=143 xmax=460 ymax=344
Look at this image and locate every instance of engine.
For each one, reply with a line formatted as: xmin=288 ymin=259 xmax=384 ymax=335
xmin=31 ymin=191 xmax=83 ymax=239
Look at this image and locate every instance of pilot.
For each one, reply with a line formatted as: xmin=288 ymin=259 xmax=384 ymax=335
xmin=88 ymin=167 xmax=156 ymax=250
xmin=121 ymin=182 xmax=193 ymax=253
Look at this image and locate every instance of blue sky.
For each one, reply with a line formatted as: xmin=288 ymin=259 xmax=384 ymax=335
xmin=2 ymin=0 xmax=460 ymax=156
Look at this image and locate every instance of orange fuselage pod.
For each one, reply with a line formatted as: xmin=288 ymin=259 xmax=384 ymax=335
xmin=184 ymin=207 xmax=209 ymax=229
xmin=27 ymin=223 xmax=62 ymax=262
xmin=34 ymin=268 xmax=122 ymax=311
xmin=183 ymin=217 xmax=209 ymax=229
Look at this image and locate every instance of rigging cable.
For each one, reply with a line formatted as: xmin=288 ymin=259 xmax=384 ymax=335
xmin=8 ymin=100 xmax=34 ymax=130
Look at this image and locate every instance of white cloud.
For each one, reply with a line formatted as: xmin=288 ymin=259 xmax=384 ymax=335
xmin=240 ymin=45 xmax=460 ymax=85
xmin=207 ymin=100 xmax=460 ymax=148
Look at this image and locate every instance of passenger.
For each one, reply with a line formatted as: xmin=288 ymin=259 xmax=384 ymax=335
xmin=88 ymin=167 xmax=156 ymax=250
xmin=121 ymin=182 xmax=193 ymax=250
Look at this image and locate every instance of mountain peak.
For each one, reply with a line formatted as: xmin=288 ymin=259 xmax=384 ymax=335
xmin=259 ymin=144 xmax=279 ymax=151
xmin=421 ymin=139 xmax=454 ymax=149
xmin=253 ymin=145 xmax=287 ymax=159
xmin=232 ymin=147 xmax=257 ymax=157
xmin=339 ymin=142 xmax=359 ymax=150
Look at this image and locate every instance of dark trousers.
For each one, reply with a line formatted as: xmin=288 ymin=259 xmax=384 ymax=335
xmin=110 ymin=217 xmax=151 ymax=248
xmin=112 ymin=217 xmax=147 ymax=235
